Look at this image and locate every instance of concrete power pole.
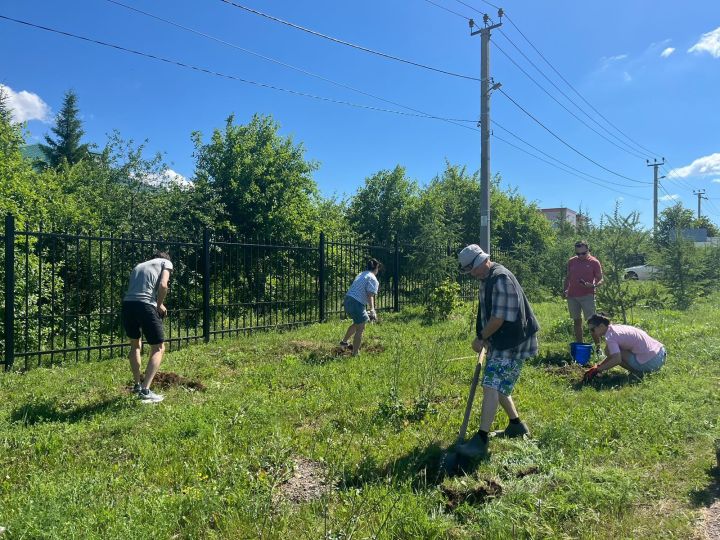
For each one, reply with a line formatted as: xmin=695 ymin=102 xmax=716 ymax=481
xmin=470 ymin=11 xmax=503 ymax=253
xmin=693 ymin=189 xmax=708 ymax=219
xmin=647 ymin=158 xmax=665 ymax=232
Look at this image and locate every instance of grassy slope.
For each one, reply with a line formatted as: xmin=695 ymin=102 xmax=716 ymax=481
xmin=0 ymin=297 xmax=718 ymax=539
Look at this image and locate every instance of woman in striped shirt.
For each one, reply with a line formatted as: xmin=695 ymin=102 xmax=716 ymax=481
xmin=340 ymin=258 xmax=381 ymax=357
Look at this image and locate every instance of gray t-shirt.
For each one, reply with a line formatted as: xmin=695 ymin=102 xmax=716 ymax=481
xmin=123 ymin=258 xmax=173 ymax=306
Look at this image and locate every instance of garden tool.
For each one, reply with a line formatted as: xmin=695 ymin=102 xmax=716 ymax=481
xmin=440 ymin=347 xmax=487 ymax=476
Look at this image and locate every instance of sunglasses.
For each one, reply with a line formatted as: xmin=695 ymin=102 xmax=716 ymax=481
xmin=576 ymin=251 xmax=589 ymax=256
xmin=460 ymin=253 xmax=479 ymax=273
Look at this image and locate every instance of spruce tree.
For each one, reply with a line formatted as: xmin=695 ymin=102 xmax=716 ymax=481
xmin=40 ymin=89 xmax=89 ymax=167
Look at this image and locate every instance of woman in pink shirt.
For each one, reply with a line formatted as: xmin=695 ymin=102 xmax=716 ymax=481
xmin=583 ymin=312 xmax=666 ymax=382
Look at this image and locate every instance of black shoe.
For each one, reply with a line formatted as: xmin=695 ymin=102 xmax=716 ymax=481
xmin=502 ymin=421 xmax=530 ymax=438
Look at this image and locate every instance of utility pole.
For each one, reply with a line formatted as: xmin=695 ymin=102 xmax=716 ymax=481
xmin=470 ymin=10 xmax=503 ymax=253
xmin=693 ymin=189 xmax=708 ymax=219
xmin=646 ymin=158 xmax=665 ymax=233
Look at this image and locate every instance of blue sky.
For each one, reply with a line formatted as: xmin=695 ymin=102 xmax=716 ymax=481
xmin=2 ymin=0 xmax=720 ymax=229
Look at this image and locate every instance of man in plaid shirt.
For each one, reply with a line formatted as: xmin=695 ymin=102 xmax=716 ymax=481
xmin=455 ymin=244 xmax=540 ymax=458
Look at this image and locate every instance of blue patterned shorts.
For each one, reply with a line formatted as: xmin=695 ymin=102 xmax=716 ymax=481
xmin=482 ymin=355 xmax=524 ymax=396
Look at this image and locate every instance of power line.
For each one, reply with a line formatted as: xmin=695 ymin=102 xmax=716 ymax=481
xmin=658 ymin=182 xmax=680 ymax=206
xmin=217 ymin=0 xmax=481 ymax=82
xmin=103 ymin=0 xmax=480 ymax=130
xmin=501 ymin=12 xmax=660 ymax=158
xmin=0 ymin=14 xmax=480 ymax=124
xmin=3 ymin=8 xmax=657 ymax=205
xmin=448 ymin=0 xmax=661 ymax=157
xmin=455 ymin=0 xmax=500 ymax=13
xmin=704 ymin=198 xmax=720 ymax=219
xmin=492 ymin=121 xmax=648 ymax=191
xmin=492 ymin=132 xmax=649 ymax=200
xmin=660 ymin=163 xmax=698 ymax=194
xmin=422 ymin=0 xmax=471 ymax=20
xmin=492 ymin=38 xmax=647 ymax=160
xmin=493 ymin=31 xmax=649 ymax=159
xmin=498 ymin=88 xmax=652 ymax=185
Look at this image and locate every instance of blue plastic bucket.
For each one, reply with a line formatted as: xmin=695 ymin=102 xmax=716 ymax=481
xmin=570 ymin=342 xmax=593 ymax=365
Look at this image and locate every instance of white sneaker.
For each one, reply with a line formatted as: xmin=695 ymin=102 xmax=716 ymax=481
xmin=138 ymin=388 xmax=164 ymax=403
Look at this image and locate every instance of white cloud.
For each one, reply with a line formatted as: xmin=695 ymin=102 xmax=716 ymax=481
xmin=669 ymin=153 xmax=720 ymax=178
xmin=660 ymin=194 xmax=680 ymax=201
xmin=599 ymin=54 xmax=629 ymax=71
xmin=712 ymin=178 xmax=720 ymax=184
xmin=688 ymin=26 xmax=720 ymax=58
xmin=162 ymin=169 xmax=192 ymax=188
xmin=0 ymin=84 xmax=51 ymax=123
xmin=660 ymin=47 xmax=675 ymax=58
xmin=140 ymin=169 xmax=193 ymax=189
xmin=622 ymin=71 xmax=632 ymax=82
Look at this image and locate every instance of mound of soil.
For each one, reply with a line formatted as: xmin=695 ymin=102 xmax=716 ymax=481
xmin=151 ymin=372 xmax=206 ymax=391
xmin=442 ymin=479 xmax=503 ymax=511
xmin=276 ymin=457 xmax=331 ymax=504
xmin=289 ymin=340 xmax=323 ymax=353
xmin=544 ymin=364 xmax=585 ymax=378
xmin=294 ymin=339 xmax=385 ymax=363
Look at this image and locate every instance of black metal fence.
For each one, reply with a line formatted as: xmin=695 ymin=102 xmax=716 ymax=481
xmin=1 ymin=215 xmax=481 ymax=371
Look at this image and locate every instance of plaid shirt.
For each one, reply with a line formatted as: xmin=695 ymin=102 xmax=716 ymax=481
xmin=478 ymin=268 xmax=539 ymax=361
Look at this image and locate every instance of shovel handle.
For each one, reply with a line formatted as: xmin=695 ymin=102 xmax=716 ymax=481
xmin=456 ymin=348 xmax=486 ymax=443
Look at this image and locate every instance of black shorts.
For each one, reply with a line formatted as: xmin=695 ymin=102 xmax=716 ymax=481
xmin=121 ymin=301 xmax=165 ymax=345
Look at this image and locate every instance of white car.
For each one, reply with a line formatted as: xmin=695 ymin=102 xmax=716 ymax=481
xmin=624 ymin=264 xmax=660 ymax=280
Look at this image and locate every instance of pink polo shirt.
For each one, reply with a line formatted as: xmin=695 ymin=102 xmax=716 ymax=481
xmin=605 ymin=324 xmax=664 ymax=364
xmin=565 ymin=255 xmax=602 ymax=298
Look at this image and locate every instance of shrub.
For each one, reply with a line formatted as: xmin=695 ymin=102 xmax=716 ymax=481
xmin=424 ymin=279 xmax=460 ymax=320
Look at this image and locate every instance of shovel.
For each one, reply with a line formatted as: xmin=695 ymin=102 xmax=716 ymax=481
xmin=440 ymin=347 xmax=487 ymax=476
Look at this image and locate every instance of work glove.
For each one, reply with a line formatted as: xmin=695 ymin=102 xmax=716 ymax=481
xmin=582 ymin=365 xmax=600 ymax=383
xmin=368 ymin=309 xmax=378 ymax=322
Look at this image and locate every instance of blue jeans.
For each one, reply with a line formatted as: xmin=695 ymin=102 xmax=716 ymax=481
xmin=627 ymin=348 xmax=666 ymax=373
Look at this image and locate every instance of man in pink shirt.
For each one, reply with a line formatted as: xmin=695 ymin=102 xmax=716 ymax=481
xmin=582 ymin=312 xmax=667 ymax=382
xmin=564 ymin=240 xmax=603 ymax=344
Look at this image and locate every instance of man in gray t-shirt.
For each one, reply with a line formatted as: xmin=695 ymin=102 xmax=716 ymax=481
xmin=124 ymin=257 xmax=174 ymax=307
xmin=121 ymin=251 xmax=173 ymax=403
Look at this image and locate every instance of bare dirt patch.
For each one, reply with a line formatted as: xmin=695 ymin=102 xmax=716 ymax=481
xmin=699 ymin=501 xmax=720 ymax=540
xmin=544 ymin=364 xmax=585 ymax=379
xmin=276 ymin=457 xmax=331 ymax=504
xmin=291 ymin=338 xmax=385 ymax=364
xmin=151 ymin=372 xmax=206 ymax=391
xmin=696 ymin=465 xmax=720 ymax=540
xmin=441 ymin=479 xmax=503 ymax=511
xmin=289 ymin=340 xmax=323 ymax=353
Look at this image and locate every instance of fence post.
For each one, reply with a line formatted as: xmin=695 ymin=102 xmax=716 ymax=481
xmin=318 ymin=232 xmax=326 ymax=322
xmin=393 ymin=237 xmax=400 ymax=312
xmin=4 ymin=214 xmax=15 ymax=371
xmin=202 ymin=228 xmax=210 ymax=343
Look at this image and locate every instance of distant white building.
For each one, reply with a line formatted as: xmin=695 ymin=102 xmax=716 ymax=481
xmin=540 ymin=207 xmax=585 ymax=228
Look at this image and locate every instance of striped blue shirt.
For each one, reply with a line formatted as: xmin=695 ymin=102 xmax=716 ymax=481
xmin=346 ymin=271 xmax=379 ymax=305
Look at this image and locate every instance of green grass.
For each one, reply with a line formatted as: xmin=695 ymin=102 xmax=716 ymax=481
xmin=0 ymin=297 xmax=718 ymax=539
